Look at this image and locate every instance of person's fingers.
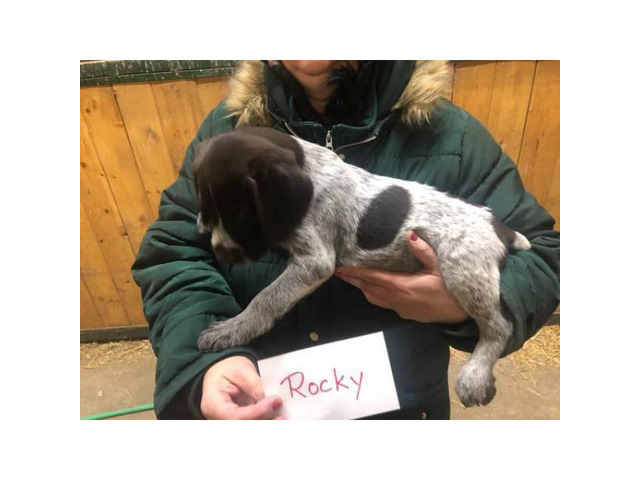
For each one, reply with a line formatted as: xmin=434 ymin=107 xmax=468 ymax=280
xmin=201 ymin=383 xmax=241 ymax=419
xmin=406 ymin=231 xmax=441 ymax=275
xmin=337 ymin=273 xmax=396 ymax=310
xmin=336 ymin=274 xmax=367 ymax=291
xmin=336 ymin=265 xmax=411 ymax=288
xmin=206 ymin=390 xmax=282 ymax=420
xmin=201 ymin=357 xmax=284 ymax=420
xmin=362 ymin=290 xmax=393 ymax=309
xmin=229 ymin=396 xmax=283 ymax=420
xmin=361 ymin=282 xmax=395 ymax=308
xmin=225 ymin=362 xmax=265 ymax=403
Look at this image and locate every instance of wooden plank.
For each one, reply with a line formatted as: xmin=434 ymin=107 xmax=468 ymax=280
xmin=80 ymin=60 xmax=237 ymax=87
xmin=516 ymin=61 xmax=560 ymax=216
xmin=80 ymin=203 xmax=130 ymax=328
xmin=485 ymin=61 xmax=536 ymax=162
xmin=151 ymin=79 xmax=206 ymax=174
xmin=80 ymin=86 xmax=155 ymax=253
xmin=197 ymin=77 xmax=229 ymax=120
xmin=451 ymin=61 xmax=497 ymax=125
xmin=81 ymin=325 xmax=150 ymax=343
xmin=81 ymin=274 xmax=103 ymax=329
xmin=80 ymin=117 xmax=147 ymax=326
xmin=545 ymin=153 xmax=560 ymax=230
xmin=112 ymin=82 xmax=177 ymax=208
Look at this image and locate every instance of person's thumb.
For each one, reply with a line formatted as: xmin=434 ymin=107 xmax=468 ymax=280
xmin=233 ymin=396 xmax=283 ymax=420
xmin=232 ymin=360 xmax=265 ymax=402
xmin=407 ymin=231 xmax=440 ymax=275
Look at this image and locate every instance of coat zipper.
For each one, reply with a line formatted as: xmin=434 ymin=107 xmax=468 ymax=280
xmin=334 ymin=134 xmax=377 ymax=153
xmin=284 ymin=121 xmax=377 ymax=153
xmin=325 ymin=130 xmax=333 ymax=150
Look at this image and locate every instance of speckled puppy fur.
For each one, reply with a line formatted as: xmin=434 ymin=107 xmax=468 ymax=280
xmin=194 ymin=127 xmax=531 ymax=407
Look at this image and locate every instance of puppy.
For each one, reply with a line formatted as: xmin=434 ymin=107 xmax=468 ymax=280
xmin=193 ymin=126 xmax=531 ymax=407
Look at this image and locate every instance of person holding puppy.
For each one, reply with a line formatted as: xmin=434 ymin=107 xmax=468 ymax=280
xmin=132 ymin=60 xmax=560 ymax=419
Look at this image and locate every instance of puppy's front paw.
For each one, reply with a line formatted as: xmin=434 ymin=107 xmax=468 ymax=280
xmin=198 ymin=315 xmax=255 ymax=353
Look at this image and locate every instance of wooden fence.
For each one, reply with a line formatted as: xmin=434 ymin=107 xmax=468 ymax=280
xmin=80 ymin=60 xmax=560 ymax=331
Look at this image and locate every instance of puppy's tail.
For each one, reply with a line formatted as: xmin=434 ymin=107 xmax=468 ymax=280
xmin=511 ymin=231 xmax=531 ymax=251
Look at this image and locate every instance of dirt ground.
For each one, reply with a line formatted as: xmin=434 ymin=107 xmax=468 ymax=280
xmin=80 ymin=325 xmax=559 ymax=420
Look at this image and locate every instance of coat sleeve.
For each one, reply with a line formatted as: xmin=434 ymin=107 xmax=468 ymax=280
xmin=131 ymin=106 xmax=255 ymax=418
xmin=438 ymin=113 xmax=560 ymax=355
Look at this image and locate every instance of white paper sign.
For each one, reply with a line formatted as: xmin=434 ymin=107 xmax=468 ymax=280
xmin=258 ymin=332 xmax=399 ymax=420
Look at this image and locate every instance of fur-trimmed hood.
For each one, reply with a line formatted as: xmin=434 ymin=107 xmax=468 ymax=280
xmin=224 ymin=61 xmax=451 ymax=128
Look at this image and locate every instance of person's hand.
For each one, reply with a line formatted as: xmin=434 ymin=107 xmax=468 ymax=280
xmin=335 ymin=231 xmax=468 ymax=324
xmin=201 ymin=355 xmax=285 ymax=420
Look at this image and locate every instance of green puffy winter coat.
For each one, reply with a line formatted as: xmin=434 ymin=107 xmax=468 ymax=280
xmin=132 ymin=60 xmax=560 ymax=419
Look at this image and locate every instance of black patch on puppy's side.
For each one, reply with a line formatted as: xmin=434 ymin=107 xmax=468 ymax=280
xmin=357 ymin=185 xmax=411 ymax=250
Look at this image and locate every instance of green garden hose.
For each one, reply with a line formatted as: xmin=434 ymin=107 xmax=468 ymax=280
xmin=81 ymin=403 xmax=154 ymax=420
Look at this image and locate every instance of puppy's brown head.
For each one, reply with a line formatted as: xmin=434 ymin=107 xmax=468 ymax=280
xmin=193 ymin=127 xmax=313 ymax=263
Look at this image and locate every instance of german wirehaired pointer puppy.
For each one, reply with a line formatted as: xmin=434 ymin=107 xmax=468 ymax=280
xmin=193 ymin=126 xmax=531 ymax=407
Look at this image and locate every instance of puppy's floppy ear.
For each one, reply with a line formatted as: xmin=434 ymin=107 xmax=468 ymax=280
xmin=192 ymin=139 xmax=217 ymax=232
xmin=247 ymin=146 xmax=313 ymax=245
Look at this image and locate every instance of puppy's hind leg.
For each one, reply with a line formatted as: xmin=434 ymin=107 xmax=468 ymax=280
xmin=454 ymin=307 xmax=512 ymax=407
xmin=440 ymin=263 xmax=512 ymax=407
